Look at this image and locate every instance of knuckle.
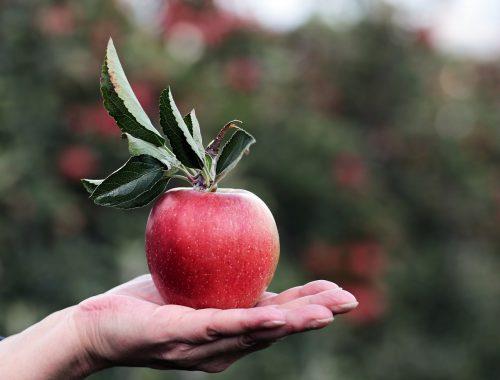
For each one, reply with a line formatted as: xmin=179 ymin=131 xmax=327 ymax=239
xmin=204 ymin=310 xmax=224 ymax=340
xmin=205 ymin=326 xmax=222 ymax=341
xmin=161 ymin=343 xmax=193 ymax=363
xmin=238 ymin=334 xmax=256 ymax=349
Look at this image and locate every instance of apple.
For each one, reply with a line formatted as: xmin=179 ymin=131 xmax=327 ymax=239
xmin=83 ymin=40 xmax=278 ymax=309
xmin=145 ymin=188 xmax=279 ymax=309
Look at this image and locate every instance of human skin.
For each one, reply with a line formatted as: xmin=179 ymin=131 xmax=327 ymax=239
xmin=0 ymin=274 xmax=357 ymax=379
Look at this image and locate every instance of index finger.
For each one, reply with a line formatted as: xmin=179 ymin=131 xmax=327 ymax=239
xmin=257 ymin=280 xmax=339 ymax=307
xmin=158 ymin=305 xmax=287 ymax=343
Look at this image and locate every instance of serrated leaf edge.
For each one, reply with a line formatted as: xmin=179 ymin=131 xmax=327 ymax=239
xmin=90 ymin=155 xmax=166 ymax=203
xmin=165 ymin=87 xmax=204 ymax=159
xmin=104 ymin=38 xmax=163 ymax=144
xmin=215 ymin=127 xmax=256 ymax=182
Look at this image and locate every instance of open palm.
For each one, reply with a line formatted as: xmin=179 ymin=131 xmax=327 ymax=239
xmin=75 ymin=274 xmax=357 ymax=373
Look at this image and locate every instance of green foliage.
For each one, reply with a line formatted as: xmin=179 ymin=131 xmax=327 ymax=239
xmin=125 ymin=133 xmax=179 ymax=168
xmin=89 ymin=41 xmax=257 ymax=207
xmin=216 ymin=127 xmax=256 ymax=178
xmin=87 ymin=155 xmax=169 ymax=209
xmin=183 ymin=109 xmax=204 ymax=153
xmin=81 ymin=179 xmax=104 ymax=194
xmin=101 ymin=39 xmax=164 ymax=146
xmin=159 ymin=87 xmax=204 ymax=169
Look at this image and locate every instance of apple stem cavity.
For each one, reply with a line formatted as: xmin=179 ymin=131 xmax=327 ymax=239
xmin=81 ymin=38 xmax=256 ymax=207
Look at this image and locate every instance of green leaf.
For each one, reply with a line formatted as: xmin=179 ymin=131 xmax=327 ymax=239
xmin=159 ymin=88 xmax=204 ymax=169
xmin=90 ymin=155 xmax=168 ymax=209
xmin=111 ymin=177 xmax=169 ymax=209
xmin=206 ymin=120 xmax=242 ymax=157
xmin=184 ymin=109 xmax=204 ymax=152
xmin=81 ymin=178 xmax=103 ymax=195
xmin=101 ymin=39 xmax=164 ymax=147
xmin=125 ymin=133 xmax=180 ymax=168
xmin=216 ymin=127 xmax=256 ymax=179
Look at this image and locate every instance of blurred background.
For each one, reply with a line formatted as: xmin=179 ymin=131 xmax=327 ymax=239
xmin=1 ymin=0 xmax=499 ymax=379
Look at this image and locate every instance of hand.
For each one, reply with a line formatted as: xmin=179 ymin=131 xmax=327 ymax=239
xmin=0 ymin=275 xmax=357 ymax=379
xmin=74 ymin=274 xmax=358 ymax=373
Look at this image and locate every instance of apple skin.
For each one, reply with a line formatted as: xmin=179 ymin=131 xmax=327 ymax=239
xmin=145 ymin=187 xmax=280 ymax=309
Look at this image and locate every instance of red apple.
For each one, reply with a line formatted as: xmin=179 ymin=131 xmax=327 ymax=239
xmin=145 ymin=187 xmax=280 ymax=309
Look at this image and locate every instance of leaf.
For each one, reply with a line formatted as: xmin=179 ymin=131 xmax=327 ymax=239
xmin=206 ymin=120 xmax=242 ymax=157
xmin=101 ymin=39 xmax=164 ymax=147
xmin=184 ymin=109 xmax=204 ymax=152
xmin=216 ymin=127 xmax=256 ymax=179
xmin=204 ymin=154 xmax=215 ymax=178
xmin=90 ymin=155 xmax=169 ymax=209
xmin=159 ymin=88 xmax=204 ymax=169
xmin=111 ymin=177 xmax=170 ymax=209
xmin=81 ymin=178 xmax=103 ymax=195
xmin=125 ymin=133 xmax=180 ymax=168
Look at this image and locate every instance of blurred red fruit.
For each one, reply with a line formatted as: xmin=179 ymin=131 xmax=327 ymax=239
xmin=163 ymin=1 xmax=252 ymax=46
xmin=38 ymin=5 xmax=75 ymax=36
xmin=58 ymin=145 xmax=99 ymax=181
xmin=333 ymin=153 xmax=368 ymax=190
xmin=346 ymin=241 xmax=386 ymax=278
xmin=224 ymin=58 xmax=261 ymax=93
xmin=303 ymin=242 xmax=342 ymax=276
xmin=343 ymin=283 xmax=387 ymax=325
xmin=131 ymin=82 xmax=156 ymax=114
xmin=67 ymin=104 xmax=121 ymax=137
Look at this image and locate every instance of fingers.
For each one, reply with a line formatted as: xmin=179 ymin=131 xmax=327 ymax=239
xmin=189 ymin=337 xmax=273 ymax=366
xmin=151 ymin=285 xmax=355 ymax=345
xmin=159 ymin=305 xmax=287 ymax=343
xmin=257 ymin=280 xmax=339 ymax=307
xmin=151 ymin=293 xmax=358 ymax=371
xmin=249 ymin=304 xmax=335 ymax=342
xmin=242 ymin=288 xmax=358 ymax=344
xmin=234 ymin=304 xmax=336 ymax=346
xmin=185 ymin=304 xmax=335 ymax=361
xmin=278 ymin=287 xmax=358 ymax=314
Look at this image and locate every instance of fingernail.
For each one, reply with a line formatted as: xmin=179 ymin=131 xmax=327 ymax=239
xmin=333 ymin=301 xmax=359 ymax=313
xmin=262 ymin=320 xmax=287 ymax=328
xmin=332 ymin=289 xmax=358 ymax=308
xmin=307 ymin=317 xmax=334 ymax=329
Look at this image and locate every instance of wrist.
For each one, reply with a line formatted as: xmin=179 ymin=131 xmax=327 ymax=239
xmin=0 ymin=306 xmax=105 ymax=379
xmin=63 ymin=306 xmax=110 ymax=378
